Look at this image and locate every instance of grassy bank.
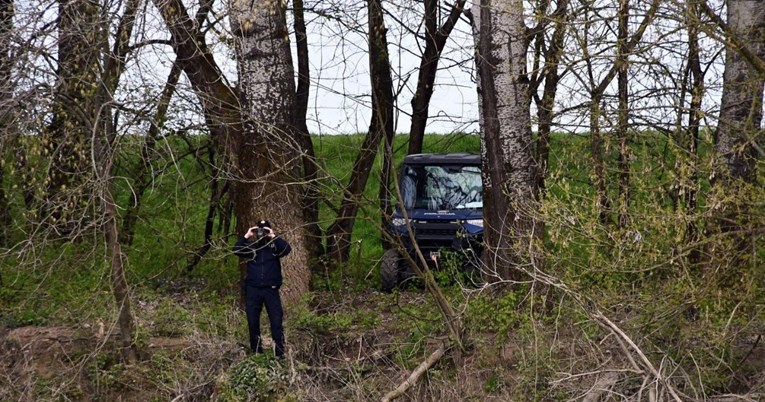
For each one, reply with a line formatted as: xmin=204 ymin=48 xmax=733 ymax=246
xmin=1 ymin=131 xmax=764 ymax=401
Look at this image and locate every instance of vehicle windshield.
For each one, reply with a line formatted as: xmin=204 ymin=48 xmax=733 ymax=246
xmin=400 ymin=164 xmax=482 ymax=210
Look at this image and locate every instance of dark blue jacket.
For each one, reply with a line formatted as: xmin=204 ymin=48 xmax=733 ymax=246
xmin=233 ymin=236 xmax=292 ymax=287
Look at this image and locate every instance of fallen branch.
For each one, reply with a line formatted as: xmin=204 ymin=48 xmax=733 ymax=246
xmin=381 ymin=343 xmax=446 ymax=402
xmin=593 ymin=311 xmax=683 ymax=402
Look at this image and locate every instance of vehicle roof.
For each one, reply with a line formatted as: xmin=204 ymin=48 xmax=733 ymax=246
xmin=402 ymin=152 xmax=481 ymax=165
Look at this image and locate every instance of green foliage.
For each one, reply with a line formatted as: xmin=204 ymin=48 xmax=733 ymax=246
xmin=87 ymin=350 xmax=129 ymax=393
xmin=430 ymin=249 xmax=482 ymax=289
xmin=152 ymin=297 xmax=193 ymax=337
xmin=293 ymin=296 xmax=380 ymax=335
xmin=224 ymin=354 xmax=294 ymax=402
xmin=483 ymin=372 xmax=505 ymax=394
xmin=465 ymin=291 xmax=520 ymax=337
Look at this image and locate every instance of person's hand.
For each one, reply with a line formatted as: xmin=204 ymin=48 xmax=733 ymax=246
xmin=264 ymin=227 xmax=275 ymax=239
xmin=245 ymin=226 xmax=258 ymax=239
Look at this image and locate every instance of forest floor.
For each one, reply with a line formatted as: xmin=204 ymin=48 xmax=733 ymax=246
xmin=3 ymin=285 xmax=765 ymax=401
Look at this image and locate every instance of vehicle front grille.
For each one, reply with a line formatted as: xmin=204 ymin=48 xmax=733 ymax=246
xmin=417 ymin=227 xmax=457 ymax=236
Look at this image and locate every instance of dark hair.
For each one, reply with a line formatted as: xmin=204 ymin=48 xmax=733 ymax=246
xmin=257 ymin=220 xmax=271 ymax=229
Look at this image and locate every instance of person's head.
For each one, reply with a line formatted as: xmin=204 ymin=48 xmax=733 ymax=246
xmin=255 ymin=220 xmax=272 ymax=237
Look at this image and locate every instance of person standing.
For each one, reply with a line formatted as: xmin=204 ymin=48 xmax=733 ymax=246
xmin=232 ymin=220 xmax=292 ymax=357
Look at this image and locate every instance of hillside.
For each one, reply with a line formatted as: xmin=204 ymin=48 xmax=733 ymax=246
xmin=1 ymin=133 xmax=764 ymax=401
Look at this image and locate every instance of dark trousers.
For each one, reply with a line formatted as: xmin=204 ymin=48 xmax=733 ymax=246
xmin=244 ymin=285 xmax=285 ymax=356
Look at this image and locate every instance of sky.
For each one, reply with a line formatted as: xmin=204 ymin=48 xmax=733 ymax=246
xmin=12 ymin=0 xmax=762 ymax=139
xmin=294 ymin=0 xmax=480 ymax=136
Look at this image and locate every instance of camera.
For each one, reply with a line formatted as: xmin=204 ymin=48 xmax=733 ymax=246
xmin=256 ymin=227 xmax=265 ymax=237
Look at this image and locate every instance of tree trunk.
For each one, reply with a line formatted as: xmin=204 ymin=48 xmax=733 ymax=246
xmin=534 ymin=0 xmax=569 ymax=196
xmin=371 ymin=0 xmax=396 ymax=254
xmin=43 ymin=0 xmax=103 ymax=232
xmin=91 ymin=0 xmax=143 ymax=362
xmin=230 ymin=0 xmax=310 ymax=303
xmin=676 ymin=1 xmax=704 ymax=264
xmin=326 ymin=0 xmax=394 ymax=265
xmin=616 ymin=0 xmax=630 ymax=228
xmin=476 ymin=0 xmax=538 ymax=281
xmin=585 ymin=0 xmax=660 ymax=224
xmin=709 ymin=0 xmax=765 ymax=261
xmin=0 ymin=0 xmax=13 ymax=246
xmin=407 ymin=0 xmax=467 ymax=155
xmin=326 ymin=123 xmax=386 ymax=264
xmin=292 ymin=0 xmax=324 ymax=262
xmin=713 ymin=0 xmax=764 ymax=185
xmin=186 ymin=138 xmax=225 ymax=272
xmin=101 ymin=159 xmax=138 ymax=363
xmin=153 ymin=0 xmax=242 ymax=160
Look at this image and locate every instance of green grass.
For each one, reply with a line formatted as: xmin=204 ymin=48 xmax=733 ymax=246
xmin=0 ymin=133 xmax=480 ymax=325
xmin=1 ymin=130 xmax=764 ymax=398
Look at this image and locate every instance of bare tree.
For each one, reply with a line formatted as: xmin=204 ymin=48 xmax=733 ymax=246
xmin=574 ymin=0 xmax=660 ymax=224
xmin=94 ymin=0 xmax=144 ymax=363
xmin=530 ymin=0 xmax=570 ymax=196
xmin=293 ymin=0 xmax=324 ymax=260
xmin=119 ymin=62 xmax=182 ymax=247
xmin=407 ymin=0 xmax=468 ymax=155
xmin=673 ymin=0 xmax=707 ymax=263
xmin=326 ymin=0 xmax=394 ymax=265
xmin=615 ymin=0 xmax=630 ymax=228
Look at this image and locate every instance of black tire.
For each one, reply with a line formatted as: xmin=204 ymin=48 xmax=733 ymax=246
xmin=380 ymin=249 xmax=401 ymax=292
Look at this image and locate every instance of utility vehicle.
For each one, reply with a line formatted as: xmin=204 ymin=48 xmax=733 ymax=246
xmin=381 ymin=153 xmax=483 ymax=291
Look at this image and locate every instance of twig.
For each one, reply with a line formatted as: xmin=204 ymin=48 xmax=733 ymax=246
xmin=381 ymin=343 xmax=446 ymax=402
xmin=593 ymin=311 xmax=683 ymax=402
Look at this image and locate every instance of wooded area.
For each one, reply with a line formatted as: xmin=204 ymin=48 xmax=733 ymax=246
xmin=1 ymin=0 xmax=764 ymax=400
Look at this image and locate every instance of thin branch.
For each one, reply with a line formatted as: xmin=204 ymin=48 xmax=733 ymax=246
xmin=381 ymin=342 xmax=446 ymax=402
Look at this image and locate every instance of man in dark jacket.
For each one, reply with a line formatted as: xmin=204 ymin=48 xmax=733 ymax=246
xmin=232 ymin=220 xmax=291 ymax=356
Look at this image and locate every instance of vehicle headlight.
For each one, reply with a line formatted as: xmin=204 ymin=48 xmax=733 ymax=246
xmin=392 ymin=217 xmax=408 ymax=227
xmin=465 ymin=219 xmax=483 ymax=227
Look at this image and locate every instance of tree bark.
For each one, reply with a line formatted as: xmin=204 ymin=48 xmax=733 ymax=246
xmin=407 ymin=0 xmax=467 ymax=155
xmin=43 ymin=0 xmax=103 ymax=232
xmin=476 ymin=0 xmax=538 ymax=281
xmin=0 ymin=0 xmax=14 ymax=246
xmin=709 ymin=0 xmax=765 ymax=261
xmin=230 ymin=0 xmax=310 ymax=303
xmin=616 ymin=0 xmax=630 ymax=228
xmin=713 ymin=0 xmax=765 ymax=185
xmin=292 ymin=0 xmax=324 ymax=262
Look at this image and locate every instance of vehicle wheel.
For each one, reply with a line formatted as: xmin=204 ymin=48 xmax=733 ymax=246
xmin=380 ymin=249 xmax=401 ymax=292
